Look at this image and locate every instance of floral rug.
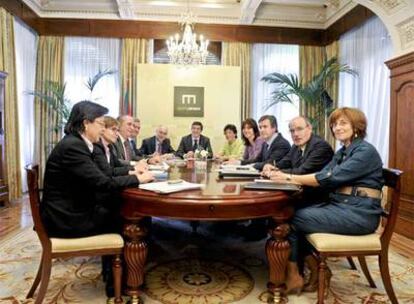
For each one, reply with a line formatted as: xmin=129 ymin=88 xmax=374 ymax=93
xmin=0 ymin=219 xmax=413 ymax=304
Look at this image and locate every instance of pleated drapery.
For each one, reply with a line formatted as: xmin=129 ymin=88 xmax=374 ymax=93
xmin=0 ymin=8 xmax=22 ymax=200
xmin=34 ymin=36 xmax=64 ymax=185
xmin=120 ymin=38 xmax=150 ymax=116
xmin=222 ymin=42 xmax=252 ymax=121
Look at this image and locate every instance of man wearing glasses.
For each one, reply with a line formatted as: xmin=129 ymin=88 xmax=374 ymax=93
xmin=139 ymin=125 xmax=175 ymax=157
xmin=263 ymin=116 xmax=333 ymax=176
xmin=263 ymin=116 xmax=334 ymax=203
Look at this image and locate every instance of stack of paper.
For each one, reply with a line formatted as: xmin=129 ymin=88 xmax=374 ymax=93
xmin=218 ymin=164 xmax=261 ymax=179
xmin=139 ymin=181 xmax=203 ymax=194
xmin=148 ymin=162 xmax=170 ymax=171
xmin=244 ymin=179 xmax=302 ymax=191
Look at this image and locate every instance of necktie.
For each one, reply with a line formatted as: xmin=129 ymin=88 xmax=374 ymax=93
xmin=130 ymin=139 xmax=136 ymax=152
xmin=123 ymin=140 xmax=132 ymax=161
xmin=157 ymin=141 xmax=162 ymax=154
xmin=263 ymin=143 xmax=269 ymax=159
xmin=193 ymin=139 xmax=198 ymax=151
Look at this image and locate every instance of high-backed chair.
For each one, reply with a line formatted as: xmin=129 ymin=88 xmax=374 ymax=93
xmin=25 ymin=164 xmax=124 ymax=304
xmin=306 ymin=168 xmax=403 ymax=304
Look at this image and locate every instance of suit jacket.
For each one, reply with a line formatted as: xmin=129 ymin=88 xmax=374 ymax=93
xmin=242 ymin=133 xmax=290 ymax=171
xmin=111 ymin=136 xmax=143 ymax=165
xmin=93 ymin=141 xmax=132 ymax=177
xmin=277 ymin=134 xmax=334 ymax=175
xmin=277 ymin=134 xmax=334 ymax=204
xmin=176 ymin=134 xmax=213 ymax=158
xmin=139 ymin=136 xmax=175 ymax=156
xmin=41 ymin=133 xmax=139 ymax=238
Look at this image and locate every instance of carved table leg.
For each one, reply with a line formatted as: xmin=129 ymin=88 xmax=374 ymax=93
xmin=123 ymin=217 xmax=148 ymax=304
xmin=265 ymin=219 xmax=291 ymax=304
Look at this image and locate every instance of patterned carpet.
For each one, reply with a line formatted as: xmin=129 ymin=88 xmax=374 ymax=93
xmin=0 ymin=219 xmax=413 ymax=304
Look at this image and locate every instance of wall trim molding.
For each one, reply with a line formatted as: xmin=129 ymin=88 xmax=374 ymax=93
xmin=0 ymin=1 xmax=374 ymax=46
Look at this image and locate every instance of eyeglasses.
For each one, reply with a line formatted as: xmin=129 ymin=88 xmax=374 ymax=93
xmin=94 ymin=120 xmax=105 ymax=127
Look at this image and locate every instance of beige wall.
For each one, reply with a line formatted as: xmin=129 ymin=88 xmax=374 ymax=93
xmin=136 ymin=64 xmax=241 ymax=153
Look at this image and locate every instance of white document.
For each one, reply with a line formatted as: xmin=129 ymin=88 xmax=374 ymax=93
xmin=139 ymin=181 xmax=203 ymax=194
xmin=219 ymin=164 xmax=258 ymax=175
xmin=148 ymin=162 xmax=170 ymax=171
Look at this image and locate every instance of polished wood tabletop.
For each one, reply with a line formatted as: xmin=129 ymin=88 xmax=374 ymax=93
xmin=121 ymin=160 xmax=293 ymax=220
xmin=121 ymin=160 xmax=297 ymax=304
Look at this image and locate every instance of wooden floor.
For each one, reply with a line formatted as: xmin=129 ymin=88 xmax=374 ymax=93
xmin=1 ymin=196 xmax=413 ymax=259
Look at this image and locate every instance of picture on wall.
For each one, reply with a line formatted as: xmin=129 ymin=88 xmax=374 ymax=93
xmin=174 ymin=86 xmax=204 ymax=117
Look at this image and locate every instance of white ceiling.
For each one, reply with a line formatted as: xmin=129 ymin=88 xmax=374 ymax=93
xmin=22 ymin=0 xmax=358 ymax=29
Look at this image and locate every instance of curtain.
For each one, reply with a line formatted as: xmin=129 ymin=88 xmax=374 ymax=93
xmin=324 ymin=41 xmax=339 ymax=147
xmin=299 ymin=43 xmax=339 ymax=141
xmin=222 ymin=42 xmax=252 ymax=121
xmin=338 ymin=16 xmax=392 ymax=164
xmin=0 ymin=9 xmax=22 ymax=200
xmin=299 ymin=45 xmax=325 ymax=137
xmin=34 ymin=36 xmax=64 ymax=186
xmin=251 ymin=44 xmax=300 ymax=143
xmin=64 ymin=36 xmax=121 ymax=116
xmin=120 ymin=38 xmax=150 ymax=116
xmin=14 ymin=18 xmax=37 ymax=193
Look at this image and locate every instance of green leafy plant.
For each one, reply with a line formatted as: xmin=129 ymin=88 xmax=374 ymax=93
xmin=261 ymin=57 xmax=358 ymax=135
xmin=85 ymin=68 xmax=117 ymax=93
xmin=27 ymin=69 xmax=118 ymax=154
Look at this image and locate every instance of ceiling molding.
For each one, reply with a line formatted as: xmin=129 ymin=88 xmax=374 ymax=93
xmin=0 ymin=0 xmax=374 ymax=46
xmin=239 ymin=0 xmax=263 ymax=24
xmin=16 ymin=0 xmax=357 ymax=29
xmin=116 ymin=0 xmax=135 ymax=20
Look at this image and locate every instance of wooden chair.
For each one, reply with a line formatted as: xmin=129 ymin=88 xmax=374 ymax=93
xmin=25 ymin=164 xmax=124 ymax=304
xmin=306 ymin=168 xmax=403 ymax=304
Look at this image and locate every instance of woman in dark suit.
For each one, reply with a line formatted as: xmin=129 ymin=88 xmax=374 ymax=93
xmin=41 ymin=101 xmax=154 ymax=238
xmin=268 ymin=107 xmax=384 ymax=294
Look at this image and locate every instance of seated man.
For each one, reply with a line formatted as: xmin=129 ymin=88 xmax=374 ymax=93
xmin=263 ymin=116 xmax=334 ymax=202
xmin=229 ymin=115 xmax=290 ymax=170
xmin=129 ymin=117 xmax=142 ymax=156
xmin=176 ymin=121 xmax=213 ymax=158
xmin=139 ymin=125 xmax=175 ymax=157
xmin=112 ymin=115 xmax=160 ymax=165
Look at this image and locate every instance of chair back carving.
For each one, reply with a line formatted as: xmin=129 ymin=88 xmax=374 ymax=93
xmin=381 ymin=168 xmax=403 ymax=246
xmin=25 ymin=164 xmax=51 ymax=249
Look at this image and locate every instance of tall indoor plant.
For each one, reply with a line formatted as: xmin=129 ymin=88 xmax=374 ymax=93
xmin=28 ymin=69 xmax=117 ymax=155
xmin=261 ymin=57 xmax=357 ymax=136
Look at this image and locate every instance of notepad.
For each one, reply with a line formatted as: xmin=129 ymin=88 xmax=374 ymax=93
xmin=244 ymin=180 xmax=301 ymax=191
xmin=139 ymin=181 xmax=203 ymax=194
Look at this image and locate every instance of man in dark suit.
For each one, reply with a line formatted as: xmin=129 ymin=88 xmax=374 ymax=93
xmin=112 ymin=115 xmax=160 ymax=165
xmin=139 ymin=125 xmax=175 ymax=156
xmin=263 ymin=116 xmax=334 ymax=202
xmin=240 ymin=115 xmax=290 ymax=170
xmin=176 ymin=121 xmax=213 ymax=158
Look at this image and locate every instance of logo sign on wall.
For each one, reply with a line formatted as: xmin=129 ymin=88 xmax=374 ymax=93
xmin=174 ymin=86 xmax=204 ymax=117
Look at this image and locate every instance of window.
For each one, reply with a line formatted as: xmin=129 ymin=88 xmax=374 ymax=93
xmin=64 ymin=37 xmax=121 ymax=116
xmin=251 ymin=44 xmax=300 ymax=142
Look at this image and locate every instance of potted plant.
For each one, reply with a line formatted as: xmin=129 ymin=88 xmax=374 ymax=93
xmin=261 ymin=57 xmax=357 ymax=137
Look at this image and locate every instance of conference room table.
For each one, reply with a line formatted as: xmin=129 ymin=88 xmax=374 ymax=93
xmin=121 ymin=160 xmax=297 ymax=304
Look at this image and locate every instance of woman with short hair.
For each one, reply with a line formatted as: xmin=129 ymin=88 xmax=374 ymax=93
xmin=267 ymin=107 xmax=384 ymax=294
xmin=215 ymin=124 xmax=244 ymax=161
xmin=41 ymin=101 xmax=153 ymax=239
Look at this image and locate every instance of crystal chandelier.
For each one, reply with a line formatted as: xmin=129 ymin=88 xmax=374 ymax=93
xmin=166 ymin=6 xmax=209 ymax=65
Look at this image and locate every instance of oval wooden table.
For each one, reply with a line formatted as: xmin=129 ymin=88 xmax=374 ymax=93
xmin=121 ymin=161 xmax=296 ymax=304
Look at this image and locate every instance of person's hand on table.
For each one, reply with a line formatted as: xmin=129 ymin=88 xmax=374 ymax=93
xmin=137 ymin=171 xmax=154 ymax=184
